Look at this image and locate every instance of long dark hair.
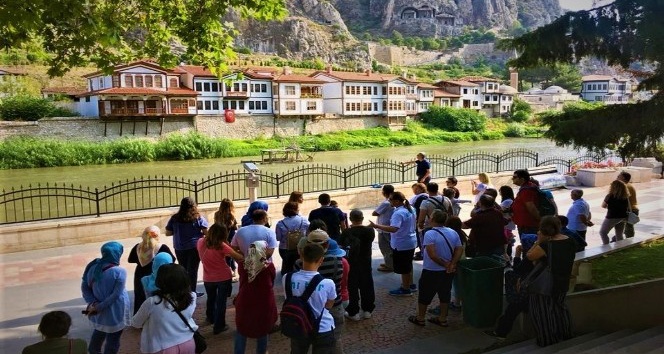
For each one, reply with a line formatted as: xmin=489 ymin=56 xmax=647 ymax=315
xmin=154 ymin=263 xmax=193 ymax=311
xmin=205 ymin=223 xmax=229 ymax=250
xmin=174 ymin=197 xmax=199 ymax=223
xmin=499 ymin=185 xmax=515 ymax=202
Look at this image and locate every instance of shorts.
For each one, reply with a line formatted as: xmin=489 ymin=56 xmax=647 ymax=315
xmin=392 ymin=248 xmax=415 ymax=274
xmin=418 ymin=269 xmax=455 ymax=305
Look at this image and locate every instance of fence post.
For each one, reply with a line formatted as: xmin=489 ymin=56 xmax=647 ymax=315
xmin=401 ymin=163 xmax=405 ymax=184
xmin=276 ymin=175 xmax=280 ymax=198
xmin=496 ymin=158 xmax=500 ymax=173
xmin=452 ymin=159 xmax=456 ymax=177
xmin=95 ymin=188 xmax=100 ymax=217
xmin=193 ymin=180 xmax=199 ymax=203
xmin=343 ymin=168 xmax=347 ymax=191
xmin=535 ymin=153 xmax=539 ymax=167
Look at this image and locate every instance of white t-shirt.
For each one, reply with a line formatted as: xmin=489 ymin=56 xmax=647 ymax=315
xmin=423 ymin=227 xmax=462 ymax=271
xmin=231 ymin=224 xmax=278 ymax=260
xmin=131 ymin=292 xmax=197 ymax=354
xmin=282 ymin=270 xmax=336 ymax=333
xmin=473 ymin=183 xmax=493 ymax=204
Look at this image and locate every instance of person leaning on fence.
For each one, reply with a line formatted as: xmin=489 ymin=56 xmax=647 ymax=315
xmin=22 ymin=311 xmax=87 ymax=354
xmin=402 ymin=152 xmax=432 ymax=184
xmin=373 ymin=184 xmax=396 ymax=272
xmin=408 ymin=210 xmax=463 ymax=328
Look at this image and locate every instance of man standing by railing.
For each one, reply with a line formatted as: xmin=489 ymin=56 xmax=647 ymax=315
xmin=402 ymin=152 xmax=432 ymax=184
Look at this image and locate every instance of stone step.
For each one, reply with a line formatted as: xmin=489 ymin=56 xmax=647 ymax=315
xmin=579 ymin=326 xmax=664 ymax=354
xmin=609 ymin=332 xmax=664 ymax=354
xmin=555 ymin=330 xmax=635 ymax=354
xmin=482 ymin=339 xmax=536 ymax=354
xmin=531 ymin=332 xmax=604 ymax=354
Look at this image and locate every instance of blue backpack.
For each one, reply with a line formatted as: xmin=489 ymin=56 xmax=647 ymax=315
xmin=280 ymin=273 xmax=325 ymax=339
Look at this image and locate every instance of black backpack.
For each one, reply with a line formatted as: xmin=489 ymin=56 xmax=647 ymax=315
xmin=280 ymin=273 xmax=325 ymax=339
xmin=533 ymin=187 xmax=557 ymax=217
xmin=427 ymin=196 xmax=452 ymax=215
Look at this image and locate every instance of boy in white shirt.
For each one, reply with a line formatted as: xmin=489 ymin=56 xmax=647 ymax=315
xmin=283 ymin=243 xmax=337 ymax=354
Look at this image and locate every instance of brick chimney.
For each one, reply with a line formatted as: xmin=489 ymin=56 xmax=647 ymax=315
xmin=326 ymin=65 xmax=332 ymax=74
xmin=282 ymin=66 xmax=292 ymax=75
xmin=365 ymin=69 xmax=372 ymax=76
xmin=510 ymin=68 xmax=519 ymax=90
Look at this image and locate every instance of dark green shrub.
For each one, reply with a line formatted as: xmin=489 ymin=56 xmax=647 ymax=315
xmin=511 ymin=110 xmax=530 ymax=123
xmin=49 ymin=106 xmax=80 ymax=117
xmin=504 ymin=123 xmax=527 ymax=137
xmin=419 ymin=106 xmax=487 ymax=132
xmin=0 ymin=95 xmax=53 ymax=121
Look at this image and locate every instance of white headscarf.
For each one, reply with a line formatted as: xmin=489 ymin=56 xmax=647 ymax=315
xmin=245 ymin=240 xmax=268 ymax=283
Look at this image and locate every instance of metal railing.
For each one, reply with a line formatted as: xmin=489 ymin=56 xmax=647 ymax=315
xmin=0 ymin=149 xmax=609 ymax=224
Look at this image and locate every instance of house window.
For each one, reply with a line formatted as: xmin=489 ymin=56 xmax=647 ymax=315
xmin=373 ymin=102 xmax=378 ymax=111
xmin=307 ymin=101 xmax=317 ymax=111
xmin=211 ymin=82 xmax=218 ymax=92
xmin=345 ymin=86 xmax=350 ymax=95
xmin=145 ymin=76 xmax=153 ymax=87
xmin=238 ymin=101 xmax=244 ymax=109
xmin=195 ymin=82 xmax=202 ymax=91
xmin=485 ymin=95 xmax=490 ymax=101
xmin=249 ymin=101 xmax=255 ymax=110
xmin=462 ymin=88 xmax=468 ymax=94
xmin=135 ymin=76 xmax=143 ymax=87
xmin=241 ymin=83 xmax=248 ymax=92
xmin=124 ymin=75 xmax=133 ymax=87
xmin=382 ymin=100 xmax=387 ymax=110
xmin=474 ymin=89 xmax=479 ymax=94
xmin=285 ymin=86 xmax=296 ymax=95
xmin=285 ymin=101 xmax=296 ymax=110
xmin=261 ymin=101 xmax=268 ymax=110
xmin=189 ymin=99 xmax=196 ymax=107
xmin=223 ymin=101 xmax=229 ymax=109
xmin=169 ymin=78 xmax=179 ymax=88
xmin=373 ymin=87 xmax=377 ymax=95
xmin=204 ymin=101 xmax=211 ymax=110
xmin=197 ymin=101 xmax=203 ymax=110
xmin=155 ymin=76 xmax=163 ymax=88
xmin=85 ymin=97 xmax=91 ymax=102
xmin=492 ymin=95 xmax=498 ymax=101
xmin=98 ymin=78 xmax=104 ymax=89
xmin=382 ymin=87 xmax=386 ymax=95
xmin=603 ymin=84 xmax=608 ymax=90
xmin=229 ymin=101 xmax=236 ymax=109
xmin=112 ymin=75 xmax=120 ymax=88
xmin=203 ymin=82 xmax=210 ymax=92
xmin=212 ymin=101 xmax=219 ymax=110
xmin=473 ymin=101 xmax=479 ymax=106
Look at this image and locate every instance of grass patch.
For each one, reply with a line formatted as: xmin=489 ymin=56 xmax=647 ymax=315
xmin=590 ymin=238 xmax=664 ymax=288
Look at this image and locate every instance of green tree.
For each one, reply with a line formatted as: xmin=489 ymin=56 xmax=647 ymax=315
xmin=0 ymin=0 xmax=287 ymax=77
xmin=422 ymin=37 xmax=440 ymax=50
xmin=420 ymin=106 xmax=486 ymax=132
xmin=501 ymin=0 xmax=664 ymax=160
xmin=391 ymin=30 xmax=404 ymax=46
xmin=550 ymin=64 xmax=582 ymax=92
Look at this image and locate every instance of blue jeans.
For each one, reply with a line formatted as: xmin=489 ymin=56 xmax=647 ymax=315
xmin=175 ymin=248 xmax=200 ymax=292
xmin=88 ymin=329 xmax=122 ymax=354
xmin=234 ymin=332 xmax=268 ymax=354
xmin=204 ymin=280 xmax=232 ymax=331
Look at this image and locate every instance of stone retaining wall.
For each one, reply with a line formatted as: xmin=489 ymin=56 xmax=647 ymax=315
xmin=0 ymin=115 xmax=390 ymax=141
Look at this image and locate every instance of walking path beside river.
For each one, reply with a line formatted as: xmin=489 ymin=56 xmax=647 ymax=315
xmin=2 ymin=179 xmax=662 ymax=354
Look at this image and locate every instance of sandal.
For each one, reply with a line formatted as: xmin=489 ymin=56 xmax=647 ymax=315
xmin=427 ymin=317 xmax=448 ymax=327
xmin=408 ymin=315 xmax=425 ymax=327
xmin=377 ymin=265 xmax=393 ymax=272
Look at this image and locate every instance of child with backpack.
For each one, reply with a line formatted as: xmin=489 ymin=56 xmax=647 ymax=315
xmin=281 ymin=243 xmax=337 ymax=354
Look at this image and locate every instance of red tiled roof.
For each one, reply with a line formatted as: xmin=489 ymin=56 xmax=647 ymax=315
xmin=417 ymin=83 xmax=438 ymax=89
xmin=78 ymin=87 xmax=198 ymax=97
xmin=83 ymin=60 xmax=178 ymax=78
xmin=434 ymin=89 xmax=461 ymax=98
xmin=436 ymin=80 xmax=480 ymax=87
xmin=274 ymin=74 xmax=325 ymax=84
xmin=582 ymin=75 xmax=613 ymax=81
xmin=242 ymin=69 xmax=274 ymax=80
xmin=42 ymin=87 xmax=87 ymax=96
xmin=313 ymin=70 xmax=399 ymax=83
xmin=178 ymin=65 xmax=217 ymax=78
xmin=459 ymin=76 xmax=498 ymax=82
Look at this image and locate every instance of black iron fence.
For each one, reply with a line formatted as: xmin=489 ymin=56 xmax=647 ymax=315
xmin=0 ymin=149 xmax=609 ymax=224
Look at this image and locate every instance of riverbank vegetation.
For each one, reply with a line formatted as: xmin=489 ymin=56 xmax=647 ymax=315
xmin=0 ymin=121 xmax=509 ymax=169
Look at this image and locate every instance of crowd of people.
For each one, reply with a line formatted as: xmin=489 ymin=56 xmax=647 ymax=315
xmin=22 ymin=157 xmax=642 ymax=353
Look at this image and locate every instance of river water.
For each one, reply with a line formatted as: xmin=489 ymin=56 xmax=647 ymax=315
xmin=3 ymin=138 xmax=583 ymax=190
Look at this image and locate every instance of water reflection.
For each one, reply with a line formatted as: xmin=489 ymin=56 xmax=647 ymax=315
xmin=7 ymin=138 xmax=581 ymax=189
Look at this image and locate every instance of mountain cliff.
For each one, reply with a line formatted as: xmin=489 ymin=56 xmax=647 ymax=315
xmin=230 ymin=0 xmax=562 ymax=66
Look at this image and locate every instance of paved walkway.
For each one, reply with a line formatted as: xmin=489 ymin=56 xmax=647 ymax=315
xmin=1 ymin=179 xmax=663 ymax=354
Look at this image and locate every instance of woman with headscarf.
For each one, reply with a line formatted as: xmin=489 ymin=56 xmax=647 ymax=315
xmin=240 ymin=200 xmax=270 ymax=227
xmin=166 ymin=197 xmax=209 ymax=295
xmin=233 ymin=240 xmax=277 ymax=354
xmin=81 ymin=241 xmax=130 ymax=354
xmin=128 ymin=226 xmax=175 ymax=314
xmin=132 ymin=263 xmax=198 ymax=354
xmin=141 ymin=252 xmax=176 ymax=298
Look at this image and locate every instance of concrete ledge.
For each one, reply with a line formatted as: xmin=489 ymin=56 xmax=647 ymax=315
xmin=576 ymin=168 xmax=620 ymax=187
xmin=622 ymin=166 xmax=652 ymax=183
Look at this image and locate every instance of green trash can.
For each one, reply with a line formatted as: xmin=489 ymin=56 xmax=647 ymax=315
xmin=458 ymin=257 xmax=504 ymax=327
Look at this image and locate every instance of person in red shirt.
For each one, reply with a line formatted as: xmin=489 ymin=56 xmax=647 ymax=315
xmin=511 ymin=169 xmax=541 ymax=238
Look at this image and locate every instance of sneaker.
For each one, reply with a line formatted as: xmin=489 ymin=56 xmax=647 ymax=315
xmin=345 ymin=312 xmax=361 ymax=321
xmin=389 ymin=287 xmax=413 ymax=296
xmin=196 ymin=292 xmax=205 ymax=298
xmin=483 ymin=330 xmax=506 ymax=340
xmin=410 ymin=284 xmax=418 ymax=292
xmin=362 ymin=311 xmax=372 ymax=319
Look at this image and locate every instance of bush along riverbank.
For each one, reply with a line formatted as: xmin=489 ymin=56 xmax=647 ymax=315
xmin=0 ymin=121 xmax=508 ymax=169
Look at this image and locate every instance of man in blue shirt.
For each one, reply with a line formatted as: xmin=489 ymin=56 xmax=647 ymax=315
xmin=403 ymin=152 xmax=432 ymax=184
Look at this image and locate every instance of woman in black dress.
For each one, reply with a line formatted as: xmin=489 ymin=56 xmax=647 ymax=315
xmin=128 ymin=225 xmax=175 ymax=314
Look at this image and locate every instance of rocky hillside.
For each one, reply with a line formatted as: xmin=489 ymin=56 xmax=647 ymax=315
xmin=229 ymin=0 xmax=562 ymax=67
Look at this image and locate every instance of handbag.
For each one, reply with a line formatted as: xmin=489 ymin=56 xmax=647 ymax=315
xmin=166 ymin=298 xmax=207 ymax=353
xmin=627 ymin=199 xmax=640 ymax=225
xmin=520 ymin=242 xmax=554 ymax=296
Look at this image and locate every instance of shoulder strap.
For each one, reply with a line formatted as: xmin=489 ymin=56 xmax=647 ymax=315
xmin=430 ymin=228 xmax=454 ymax=256
xmin=285 ymin=272 xmax=294 ymax=298
xmin=165 ymin=297 xmax=196 ymax=333
xmin=300 ymin=274 xmax=324 ymax=302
